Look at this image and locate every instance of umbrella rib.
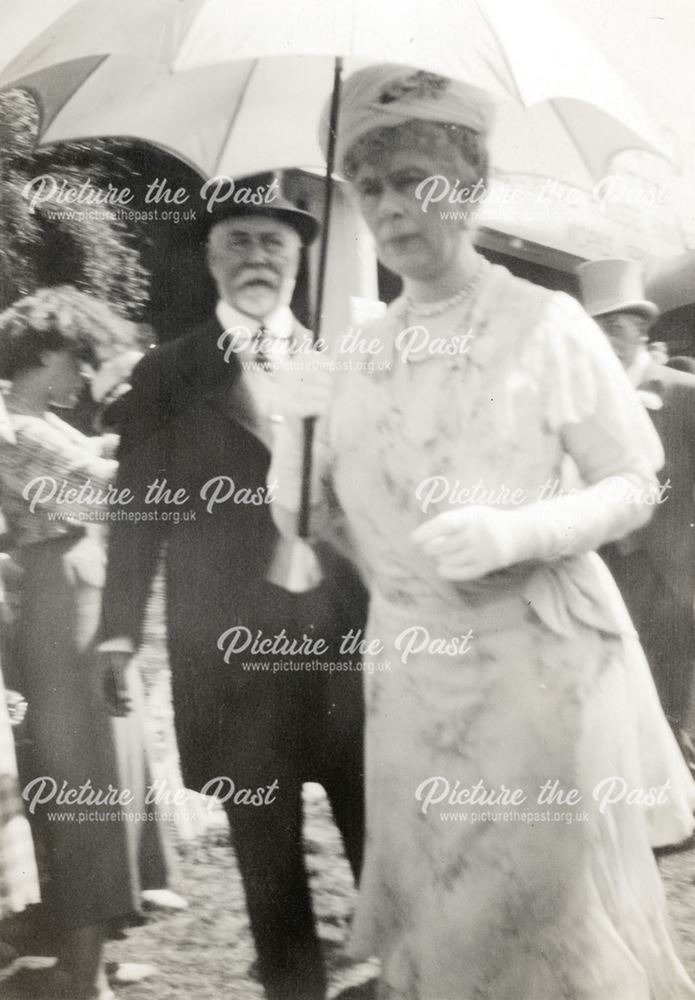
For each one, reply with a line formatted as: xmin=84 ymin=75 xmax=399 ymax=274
xmin=554 ymin=97 xmax=667 ymax=173
xmin=34 ymin=55 xmax=110 ymax=136
xmin=298 ymin=55 xmax=343 ymax=540
xmin=213 ymin=59 xmax=257 ymax=174
xmin=551 ymin=99 xmax=604 ymax=177
xmin=476 ymin=0 xmax=524 ymax=102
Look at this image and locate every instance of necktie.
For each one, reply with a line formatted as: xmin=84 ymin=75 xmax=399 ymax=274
xmin=253 ymin=324 xmax=272 ymax=371
xmin=253 ymin=324 xmax=292 ymax=371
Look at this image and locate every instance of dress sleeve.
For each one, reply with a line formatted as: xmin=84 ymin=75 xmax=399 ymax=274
xmin=496 ymin=295 xmax=664 ymax=568
xmin=540 ymin=292 xmax=664 ymax=486
xmin=101 ymin=349 xmax=170 ymax=645
xmin=4 ymin=415 xmax=117 ymax=519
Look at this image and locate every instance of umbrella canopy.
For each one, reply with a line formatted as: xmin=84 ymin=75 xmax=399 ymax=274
xmin=0 ymin=0 xmax=674 ymax=184
xmin=646 ymin=250 xmax=695 ymax=313
xmin=0 ymin=0 xmax=80 ymax=77
xmin=0 ymin=0 xmax=194 ymax=78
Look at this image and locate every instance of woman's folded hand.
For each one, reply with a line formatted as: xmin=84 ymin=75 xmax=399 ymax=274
xmin=410 ymin=473 xmax=651 ymax=580
xmin=410 ymin=506 xmax=519 ymax=581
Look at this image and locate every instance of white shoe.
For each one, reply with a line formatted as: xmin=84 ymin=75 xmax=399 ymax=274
xmin=107 ymin=962 xmax=159 ymax=985
xmin=141 ymin=888 xmax=188 ymax=911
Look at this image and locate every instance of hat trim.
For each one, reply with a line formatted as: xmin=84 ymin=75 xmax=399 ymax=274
xmin=590 ymin=299 xmax=660 ymax=319
xmin=202 ymin=203 xmax=319 ymax=245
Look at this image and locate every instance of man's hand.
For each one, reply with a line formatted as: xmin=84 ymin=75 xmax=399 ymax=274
xmin=272 ymin=350 xmax=332 ymax=420
xmin=6 ymin=690 xmax=27 ymax=727
xmin=98 ymin=651 xmax=134 ymax=717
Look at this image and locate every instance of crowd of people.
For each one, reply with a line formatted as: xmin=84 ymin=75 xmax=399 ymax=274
xmin=0 ymin=60 xmax=694 ymax=1000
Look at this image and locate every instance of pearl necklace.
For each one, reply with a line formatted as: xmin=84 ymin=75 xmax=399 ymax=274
xmin=405 ymin=261 xmax=484 ymax=317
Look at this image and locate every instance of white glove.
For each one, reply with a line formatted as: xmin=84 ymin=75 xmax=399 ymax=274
xmin=271 ymin=350 xmax=332 ymax=420
xmin=410 ymin=474 xmax=655 ymax=582
xmin=410 ymin=506 xmax=518 ymax=581
xmin=62 ymin=533 xmax=107 ymax=589
xmin=97 ymin=650 xmax=134 ymax=716
xmin=6 ymin=689 xmax=27 ymax=727
xmin=268 ymin=351 xmax=334 ymax=519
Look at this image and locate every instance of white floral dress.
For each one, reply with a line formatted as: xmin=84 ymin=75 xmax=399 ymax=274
xmin=274 ymin=260 xmax=695 ymax=999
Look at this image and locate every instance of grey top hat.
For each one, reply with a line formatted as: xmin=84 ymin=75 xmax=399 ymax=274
xmin=576 ymin=258 xmax=659 ymax=320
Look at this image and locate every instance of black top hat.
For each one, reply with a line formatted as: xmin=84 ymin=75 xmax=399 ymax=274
xmin=198 ymin=172 xmax=319 ymax=246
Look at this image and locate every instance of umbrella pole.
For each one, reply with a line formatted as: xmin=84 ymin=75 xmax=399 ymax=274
xmin=297 ymin=55 xmax=343 ymax=540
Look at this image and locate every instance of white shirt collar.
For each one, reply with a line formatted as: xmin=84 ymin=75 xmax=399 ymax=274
xmin=215 ymin=300 xmax=294 ymax=348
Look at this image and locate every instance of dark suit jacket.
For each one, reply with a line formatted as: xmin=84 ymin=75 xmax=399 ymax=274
xmin=101 ymin=315 xmax=367 ymax=789
xmin=102 ymin=316 xmax=282 ymax=646
xmin=634 ymin=360 xmax=695 ymax=607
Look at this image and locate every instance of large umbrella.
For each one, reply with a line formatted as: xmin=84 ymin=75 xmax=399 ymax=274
xmin=0 ymin=0 xmax=674 ymax=184
xmin=1 ymin=1 xmax=680 ymax=306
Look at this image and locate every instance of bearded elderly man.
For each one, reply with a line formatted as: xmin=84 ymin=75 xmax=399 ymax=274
xmin=579 ymin=258 xmax=695 ymax=760
xmin=99 ymin=188 xmax=366 ymax=1000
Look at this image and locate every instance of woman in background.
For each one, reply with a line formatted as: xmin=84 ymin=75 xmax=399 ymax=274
xmin=0 ymin=387 xmax=39 ymax=972
xmin=0 ymin=559 xmax=40 ymax=962
xmin=0 ymin=287 xmax=170 ymax=1000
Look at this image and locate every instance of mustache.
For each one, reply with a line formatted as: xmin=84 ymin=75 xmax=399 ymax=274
xmin=237 ymin=266 xmax=281 ymax=287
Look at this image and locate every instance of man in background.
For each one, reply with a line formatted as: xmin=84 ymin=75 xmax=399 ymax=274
xmin=578 ymin=258 xmax=695 ymax=758
xmin=100 ymin=184 xmax=366 ymax=1000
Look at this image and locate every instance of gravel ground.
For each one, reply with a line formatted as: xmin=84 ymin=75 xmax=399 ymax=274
xmin=5 ymin=792 xmax=690 ymax=1000
xmin=94 ymin=796 xmax=695 ymax=1000
xmin=99 ymin=785 xmax=378 ymax=1000
xmin=2 ymin=575 xmax=694 ymax=999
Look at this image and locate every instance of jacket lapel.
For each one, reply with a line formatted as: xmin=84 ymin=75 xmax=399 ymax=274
xmin=185 ymin=314 xmax=311 ymax=453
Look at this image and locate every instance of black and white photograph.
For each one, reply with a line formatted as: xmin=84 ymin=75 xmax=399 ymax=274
xmin=1 ymin=1 xmax=695 ymax=998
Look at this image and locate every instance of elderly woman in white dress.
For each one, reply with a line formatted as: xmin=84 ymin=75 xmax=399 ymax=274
xmin=270 ymin=64 xmax=695 ymax=1000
